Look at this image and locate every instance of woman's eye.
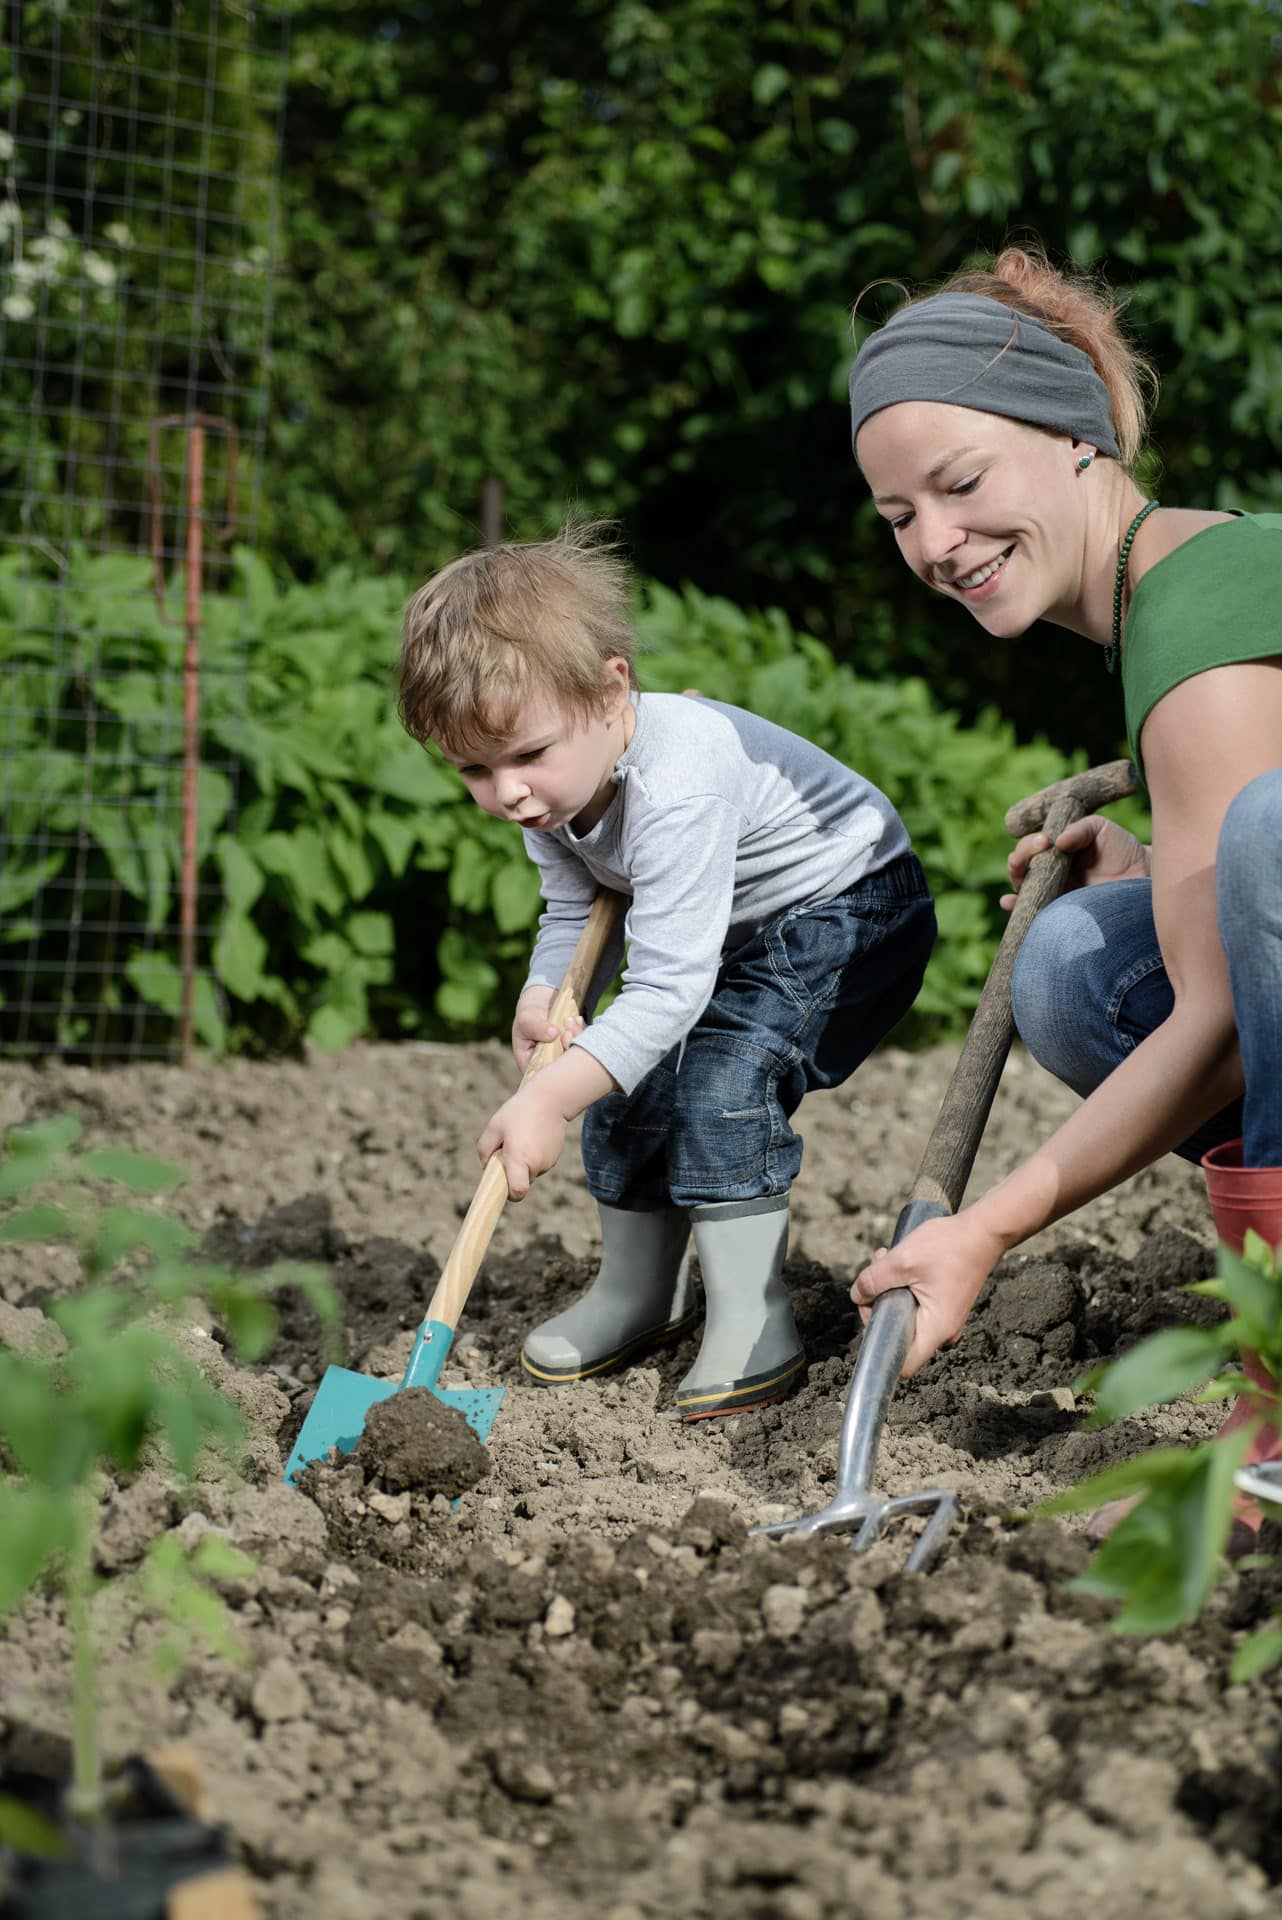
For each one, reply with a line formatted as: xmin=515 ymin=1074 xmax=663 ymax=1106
xmin=951 ymin=475 xmax=981 ymax=496
xmin=459 ymin=764 xmax=484 ymax=779
xmin=519 ymin=747 xmax=547 ymax=763
xmin=890 ymin=513 xmax=914 ymax=533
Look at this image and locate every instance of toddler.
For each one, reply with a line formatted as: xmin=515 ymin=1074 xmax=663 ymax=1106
xmin=398 ymin=523 xmax=935 ymax=1417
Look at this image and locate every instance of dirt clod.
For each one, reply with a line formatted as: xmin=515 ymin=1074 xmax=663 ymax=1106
xmin=353 ymin=1386 xmax=489 ymax=1497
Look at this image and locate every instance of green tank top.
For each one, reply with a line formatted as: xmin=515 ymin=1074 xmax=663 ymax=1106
xmin=1121 ymin=511 xmax=1282 ymax=778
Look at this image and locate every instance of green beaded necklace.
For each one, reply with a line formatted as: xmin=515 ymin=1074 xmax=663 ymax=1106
xmin=1106 ymin=498 xmax=1160 ymax=674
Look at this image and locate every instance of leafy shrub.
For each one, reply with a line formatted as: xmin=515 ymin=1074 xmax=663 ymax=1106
xmin=0 ymin=548 xmax=1148 ymax=1056
xmin=0 ymin=1112 xmax=338 ymax=1856
xmin=266 ymin=0 xmax=1282 ymax=761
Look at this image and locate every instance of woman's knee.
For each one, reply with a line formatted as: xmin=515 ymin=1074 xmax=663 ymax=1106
xmin=1219 ymin=768 xmax=1282 ymax=921
xmin=1010 ymin=888 xmax=1156 ymax=1091
xmin=1010 ymin=895 xmax=1102 ymax=1063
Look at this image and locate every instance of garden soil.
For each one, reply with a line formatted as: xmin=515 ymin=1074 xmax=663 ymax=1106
xmin=2 ymin=1039 xmax=1282 ymax=1919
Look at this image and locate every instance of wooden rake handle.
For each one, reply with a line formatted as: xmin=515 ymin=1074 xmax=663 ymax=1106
xmin=896 ymin=757 xmax=1140 ymax=1231
xmin=424 ymin=889 xmax=629 ymax=1334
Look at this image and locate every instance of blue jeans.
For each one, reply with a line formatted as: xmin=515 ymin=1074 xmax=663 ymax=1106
xmin=1011 ymin=767 xmax=1282 ymax=1167
xmin=581 ymin=852 xmax=936 ymax=1209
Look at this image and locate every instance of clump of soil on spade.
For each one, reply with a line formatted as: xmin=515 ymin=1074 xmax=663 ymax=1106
xmin=354 ymin=1387 xmax=489 ymax=1499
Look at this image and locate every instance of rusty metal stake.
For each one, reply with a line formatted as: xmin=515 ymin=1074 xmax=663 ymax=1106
xmin=480 ymin=476 xmax=505 ymax=546
xmin=148 ymin=414 xmax=238 ymax=1068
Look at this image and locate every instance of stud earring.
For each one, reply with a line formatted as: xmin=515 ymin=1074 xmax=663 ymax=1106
xmin=1077 ymin=454 xmax=1094 ymax=471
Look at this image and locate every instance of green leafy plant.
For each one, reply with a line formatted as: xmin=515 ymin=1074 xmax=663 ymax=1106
xmin=0 ymin=547 xmax=1150 ymax=1060
xmin=262 ymin=0 xmax=1282 ymax=763
xmin=1040 ymin=1231 xmax=1282 ymax=1673
xmin=0 ymin=1111 xmax=339 ymax=1872
xmin=11 ymin=1 xmax=1282 ymax=774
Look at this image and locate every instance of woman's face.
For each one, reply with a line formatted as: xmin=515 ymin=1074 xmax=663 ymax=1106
xmin=856 ymin=401 xmax=1087 ymax=637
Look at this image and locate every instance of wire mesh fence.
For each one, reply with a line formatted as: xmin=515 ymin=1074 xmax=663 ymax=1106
xmin=0 ymin=0 xmax=286 ymax=1061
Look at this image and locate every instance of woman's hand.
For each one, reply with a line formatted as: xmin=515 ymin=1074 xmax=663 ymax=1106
xmin=1001 ymin=815 xmax=1150 ymax=912
xmin=511 ymin=988 xmax=586 ymax=1071
xmin=850 ymin=1210 xmax=1007 ymax=1377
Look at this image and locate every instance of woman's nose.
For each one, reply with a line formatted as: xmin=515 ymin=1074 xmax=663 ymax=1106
xmin=916 ymin=503 xmax=966 ymax=572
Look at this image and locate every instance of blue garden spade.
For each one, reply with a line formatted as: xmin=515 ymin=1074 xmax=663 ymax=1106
xmin=284 ymin=890 xmax=628 ymax=1486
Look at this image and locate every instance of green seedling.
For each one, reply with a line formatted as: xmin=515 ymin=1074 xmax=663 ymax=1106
xmin=0 ymin=1110 xmax=339 ymax=1880
xmin=1039 ymin=1231 xmax=1282 ymax=1671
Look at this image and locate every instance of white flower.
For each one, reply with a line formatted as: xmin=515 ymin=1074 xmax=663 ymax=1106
xmin=2 ymin=291 xmax=35 ymax=321
xmin=103 ymin=221 xmax=133 ymax=248
xmin=27 ymin=235 xmax=68 ymax=272
xmin=0 ymin=133 xmax=14 ymax=163
xmin=83 ymin=251 xmax=115 ymax=287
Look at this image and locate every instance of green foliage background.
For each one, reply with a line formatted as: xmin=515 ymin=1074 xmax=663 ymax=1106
xmin=0 ymin=0 xmax=278 ymax=556
xmin=2 ymin=0 xmax=1277 ymax=1051
xmin=0 ymin=548 xmax=1147 ymax=1056
xmin=270 ymin=0 xmax=1282 ymax=758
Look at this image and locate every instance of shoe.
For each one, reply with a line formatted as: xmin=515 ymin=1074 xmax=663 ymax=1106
xmin=675 ymin=1197 xmax=805 ymax=1419
xmin=521 ymin=1203 xmax=698 ymax=1385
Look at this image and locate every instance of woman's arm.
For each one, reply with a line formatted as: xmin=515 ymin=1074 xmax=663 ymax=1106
xmin=854 ymin=664 xmax=1282 ymax=1374
xmin=853 ymin=981 xmax=1242 ymax=1374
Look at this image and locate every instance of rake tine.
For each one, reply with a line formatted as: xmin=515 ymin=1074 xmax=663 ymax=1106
xmin=751 ymin=760 xmax=1141 ymax=1576
xmin=887 ymin=1491 xmax=961 ymax=1575
xmin=752 ymin=1285 xmax=959 ymax=1571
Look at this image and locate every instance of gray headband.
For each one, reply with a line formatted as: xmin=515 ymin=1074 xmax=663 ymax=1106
xmin=848 ymin=292 xmax=1120 ymax=460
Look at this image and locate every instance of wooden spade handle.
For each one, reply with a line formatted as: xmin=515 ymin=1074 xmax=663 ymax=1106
xmin=1003 ymin=758 xmax=1138 ymax=836
xmin=424 ymin=889 xmax=628 ymax=1333
xmin=897 ymin=758 xmax=1140 ymax=1227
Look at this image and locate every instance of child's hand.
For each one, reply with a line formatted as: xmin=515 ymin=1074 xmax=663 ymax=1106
xmin=512 ymin=990 xmax=586 ymax=1072
xmin=477 ymin=1084 xmax=568 ymax=1200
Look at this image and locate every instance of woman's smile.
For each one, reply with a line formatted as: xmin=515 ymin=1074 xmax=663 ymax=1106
xmin=949 ymin=544 xmax=1015 ymax=600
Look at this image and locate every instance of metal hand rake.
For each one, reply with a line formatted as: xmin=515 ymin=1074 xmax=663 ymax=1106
xmin=753 ymin=759 xmax=1140 ymax=1573
xmin=1234 ymin=1462 xmax=1282 ymax=1510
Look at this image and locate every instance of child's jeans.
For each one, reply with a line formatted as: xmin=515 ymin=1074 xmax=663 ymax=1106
xmin=1011 ymin=767 xmax=1282 ymax=1168
xmin=581 ymin=851 xmax=935 ymax=1210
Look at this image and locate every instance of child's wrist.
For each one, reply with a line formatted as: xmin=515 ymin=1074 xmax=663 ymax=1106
xmin=527 ymin=1046 xmax=614 ymax=1122
xmin=520 ymin=1075 xmax=576 ymax=1126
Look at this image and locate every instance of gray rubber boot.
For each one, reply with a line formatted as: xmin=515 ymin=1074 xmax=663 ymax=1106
xmin=521 ymin=1203 xmax=698 ymax=1386
xmin=676 ymin=1197 xmax=804 ymax=1419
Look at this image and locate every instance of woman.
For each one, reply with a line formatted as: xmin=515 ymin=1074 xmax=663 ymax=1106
xmin=847 ymin=247 xmax=1282 ymax=1490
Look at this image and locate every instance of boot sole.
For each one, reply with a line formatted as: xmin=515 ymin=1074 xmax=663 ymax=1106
xmin=521 ymin=1310 xmax=701 ymax=1386
xmin=676 ymin=1352 xmax=806 ymax=1421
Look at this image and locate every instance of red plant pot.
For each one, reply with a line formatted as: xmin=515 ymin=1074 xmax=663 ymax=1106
xmin=1201 ymin=1139 xmax=1282 ymax=1255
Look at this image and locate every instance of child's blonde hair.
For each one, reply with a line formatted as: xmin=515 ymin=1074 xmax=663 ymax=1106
xmin=398 ymin=519 xmax=638 ymax=755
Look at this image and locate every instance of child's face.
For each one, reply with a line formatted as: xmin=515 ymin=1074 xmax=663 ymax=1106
xmin=442 ymin=660 xmax=632 ymax=837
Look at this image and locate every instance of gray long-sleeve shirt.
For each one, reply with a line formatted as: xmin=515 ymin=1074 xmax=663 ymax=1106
xmin=522 ymin=693 xmax=911 ymax=1093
